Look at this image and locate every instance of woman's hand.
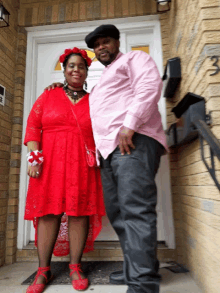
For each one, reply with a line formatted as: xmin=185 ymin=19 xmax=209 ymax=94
xmin=44 ymin=82 xmax=64 ymax=91
xmin=27 ymin=164 xmax=42 ymax=178
xmin=27 ymin=142 xmax=42 ymax=178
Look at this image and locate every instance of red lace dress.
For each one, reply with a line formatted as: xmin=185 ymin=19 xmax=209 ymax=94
xmin=24 ymin=88 xmax=105 ymax=256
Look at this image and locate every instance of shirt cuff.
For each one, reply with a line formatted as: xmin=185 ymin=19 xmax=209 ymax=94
xmin=123 ymin=113 xmax=142 ymax=132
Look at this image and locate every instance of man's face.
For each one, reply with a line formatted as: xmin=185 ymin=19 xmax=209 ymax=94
xmin=93 ymin=37 xmax=120 ymax=66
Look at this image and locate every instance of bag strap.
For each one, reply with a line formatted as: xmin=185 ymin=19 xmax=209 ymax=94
xmin=70 ymin=107 xmax=89 ymax=153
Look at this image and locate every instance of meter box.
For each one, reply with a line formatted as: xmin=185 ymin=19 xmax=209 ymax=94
xmin=0 ymin=85 xmax=5 ymax=106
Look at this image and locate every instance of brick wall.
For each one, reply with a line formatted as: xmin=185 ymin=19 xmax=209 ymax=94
xmin=161 ymin=1 xmax=220 ymax=292
xmin=18 ymin=0 xmax=157 ymax=26
xmin=0 ymin=0 xmax=21 ymax=266
xmin=6 ymin=25 xmax=27 ymax=264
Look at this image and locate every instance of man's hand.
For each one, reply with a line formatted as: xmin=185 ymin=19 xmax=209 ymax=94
xmin=118 ymin=126 xmax=135 ymax=155
xmin=27 ymin=164 xmax=42 ymax=178
xmin=44 ymin=82 xmax=63 ymax=91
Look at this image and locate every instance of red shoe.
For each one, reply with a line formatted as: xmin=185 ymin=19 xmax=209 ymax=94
xmin=69 ymin=263 xmax=89 ymax=291
xmin=26 ymin=266 xmax=53 ymax=293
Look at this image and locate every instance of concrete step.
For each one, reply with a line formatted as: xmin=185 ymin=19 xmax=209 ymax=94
xmin=0 ymin=261 xmax=202 ymax=293
xmin=17 ymin=241 xmax=176 ymax=262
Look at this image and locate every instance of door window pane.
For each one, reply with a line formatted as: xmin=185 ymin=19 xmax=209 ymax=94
xmin=132 ymin=46 xmax=149 ymax=54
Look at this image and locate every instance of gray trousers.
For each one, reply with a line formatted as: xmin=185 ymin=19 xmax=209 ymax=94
xmin=100 ymin=133 xmax=164 ymax=293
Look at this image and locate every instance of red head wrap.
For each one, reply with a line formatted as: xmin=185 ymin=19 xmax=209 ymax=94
xmin=59 ymin=47 xmax=92 ymax=67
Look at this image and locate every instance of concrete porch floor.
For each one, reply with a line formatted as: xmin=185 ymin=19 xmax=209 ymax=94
xmin=0 ymin=262 xmax=202 ymax=293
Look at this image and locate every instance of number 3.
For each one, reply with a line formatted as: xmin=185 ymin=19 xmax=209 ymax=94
xmin=210 ymin=56 xmax=220 ymax=76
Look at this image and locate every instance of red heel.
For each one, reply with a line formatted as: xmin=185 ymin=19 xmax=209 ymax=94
xmin=26 ymin=266 xmax=53 ymax=293
xmin=69 ymin=263 xmax=89 ymax=291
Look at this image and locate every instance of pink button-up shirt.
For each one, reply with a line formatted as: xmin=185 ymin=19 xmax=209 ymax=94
xmin=89 ymin=51 xmax=168 ymax=164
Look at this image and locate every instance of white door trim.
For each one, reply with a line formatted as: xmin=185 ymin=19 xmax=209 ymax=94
xmin=18 ymin=15 xmax=174 ymax=249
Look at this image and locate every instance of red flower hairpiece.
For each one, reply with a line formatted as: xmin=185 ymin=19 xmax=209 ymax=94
xmin=59 ymin=47 xmax=92 ymax=67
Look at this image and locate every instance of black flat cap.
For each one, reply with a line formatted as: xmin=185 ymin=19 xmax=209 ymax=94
xmin=85 ymin=24 xmax=120 ymax=48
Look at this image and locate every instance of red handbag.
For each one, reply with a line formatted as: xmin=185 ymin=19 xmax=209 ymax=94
xmin=71 ymin=108 xmax=97 ymax=168
xmin=85 ymin=147 xmax=97 ymax=167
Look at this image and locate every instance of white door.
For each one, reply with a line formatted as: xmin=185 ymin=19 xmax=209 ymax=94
xmin=18 ymin=17 xmax=175 ymax=249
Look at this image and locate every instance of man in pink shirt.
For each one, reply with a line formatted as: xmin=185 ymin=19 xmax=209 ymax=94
xmin=85 ymin=25 xmax=168 ymax=293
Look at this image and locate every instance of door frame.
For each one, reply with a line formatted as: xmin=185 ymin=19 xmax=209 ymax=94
xmin=18 ymin=15 xmax=175 ymax=249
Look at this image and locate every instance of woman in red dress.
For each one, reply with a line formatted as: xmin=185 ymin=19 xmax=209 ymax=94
xmin=24 ymin=48 xmax=105 ymax=293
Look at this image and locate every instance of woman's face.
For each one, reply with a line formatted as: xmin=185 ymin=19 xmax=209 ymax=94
xmin=64 ymin=55 xmax=87 ymax=88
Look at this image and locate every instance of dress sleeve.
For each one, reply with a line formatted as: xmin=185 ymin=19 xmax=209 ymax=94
xmin=24 ymin=91 xmax=47 ymax=146
xmin=123 ymin=51 xmax=163 ymax=132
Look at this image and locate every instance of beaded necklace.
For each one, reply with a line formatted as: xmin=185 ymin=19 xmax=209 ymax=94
xmin=63 ymin=85 xmax=86 ymax=102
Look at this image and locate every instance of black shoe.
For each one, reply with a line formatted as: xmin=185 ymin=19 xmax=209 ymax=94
xmin=109 ymin=270 xmax=125 ymax=285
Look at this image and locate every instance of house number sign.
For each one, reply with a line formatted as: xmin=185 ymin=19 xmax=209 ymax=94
xmin=210 ymin=56 xmax=220 ymax=76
